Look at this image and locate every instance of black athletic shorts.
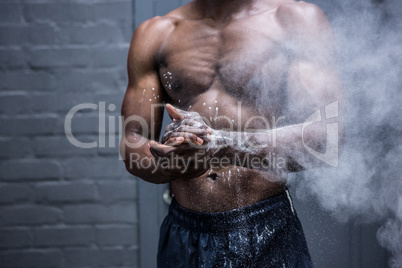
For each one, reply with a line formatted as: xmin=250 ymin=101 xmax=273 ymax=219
xmin=157 ymin=190 xmax=313 ymax=268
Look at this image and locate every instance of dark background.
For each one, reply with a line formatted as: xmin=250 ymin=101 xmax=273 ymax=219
xmin=0 ymin=0 xmax=391 ymax=267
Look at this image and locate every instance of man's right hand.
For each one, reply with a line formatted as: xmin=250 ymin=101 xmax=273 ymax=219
xmin=148 ymin=104 xmax=213 ymax=179
xmin=162 ymin=104 xmax=211 ymax=146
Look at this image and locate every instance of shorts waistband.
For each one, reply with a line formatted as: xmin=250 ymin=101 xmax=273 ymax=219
xmin=167 ymin=190 xmax=295 ymax=233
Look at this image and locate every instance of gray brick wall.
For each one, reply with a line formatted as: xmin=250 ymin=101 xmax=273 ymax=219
xmin=0 ymin=1 xmax=138 ymax=267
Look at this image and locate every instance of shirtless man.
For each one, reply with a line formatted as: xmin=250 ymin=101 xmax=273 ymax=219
xmin=120 ymin=0 xmax=344 ymax=267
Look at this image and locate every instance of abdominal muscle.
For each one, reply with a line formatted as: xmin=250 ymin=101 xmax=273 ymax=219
xmin=168 ymin=85 xmax=289 ymax=212
xmin=171 ymin=166 xmax=287 ymax=212
xmin=165 ymin=58 xmax=290 ymax=212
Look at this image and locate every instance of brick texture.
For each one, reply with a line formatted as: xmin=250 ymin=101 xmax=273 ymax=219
xmin=0 ymin=1 xmax=138 ymax=267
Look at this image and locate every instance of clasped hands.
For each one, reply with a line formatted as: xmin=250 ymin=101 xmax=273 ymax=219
xmin=148 ymin=104 xmax=214 ymax=177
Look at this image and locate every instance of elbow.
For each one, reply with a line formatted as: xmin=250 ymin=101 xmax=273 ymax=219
xmin=119 ymin=140 xmax=147 ymax=180
xmin=121 ymin=153 xmax=168 ymax=184
xmin=119 ymin=138 xmax=169 ymax=184
xmin=121 ymin=152 xmax=141 ymax=178
xmin=122 ymin=158 xmax=165 ymax=184
xmin=122 ymin=157 xmax=138 ymax=177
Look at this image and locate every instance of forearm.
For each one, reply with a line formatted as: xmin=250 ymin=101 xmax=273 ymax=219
xmin=121 ymin=132 xmax=209 ymax=183
xmin=209 ymin=122 xmax=336 ymax=172
xmin=120 ymin=133 xmax=174 ymax=184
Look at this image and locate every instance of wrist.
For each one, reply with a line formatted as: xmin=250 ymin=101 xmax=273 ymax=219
xmin=207 ymin=130 xmax=233 ymax=156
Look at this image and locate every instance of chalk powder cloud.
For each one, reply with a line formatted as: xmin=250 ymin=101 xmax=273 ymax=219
xmin=288 ymin=0 xmax=402 ymax=267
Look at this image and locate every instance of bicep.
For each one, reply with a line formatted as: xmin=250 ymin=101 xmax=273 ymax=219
xmin=121 ymin=80 xmax=165 ymax=141
xmin=287 ymin=60 xmax=344 ymax=122
xmin=285 ymin=5 xmax=344 ymax=123
xmin=121 ymin=20 xmax=168 ymax=141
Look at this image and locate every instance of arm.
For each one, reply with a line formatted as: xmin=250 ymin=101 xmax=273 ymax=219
xmin=161 ymin=4 xmax=345 ymax=172
xmin=120 ymin=17 xmax=176 ymax=184
xmin=212 ymin=4 xmax=346 ymax=172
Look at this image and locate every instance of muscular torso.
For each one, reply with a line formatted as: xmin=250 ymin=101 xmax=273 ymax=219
xmin=157 ymin=2 xmax=295 ymax=212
